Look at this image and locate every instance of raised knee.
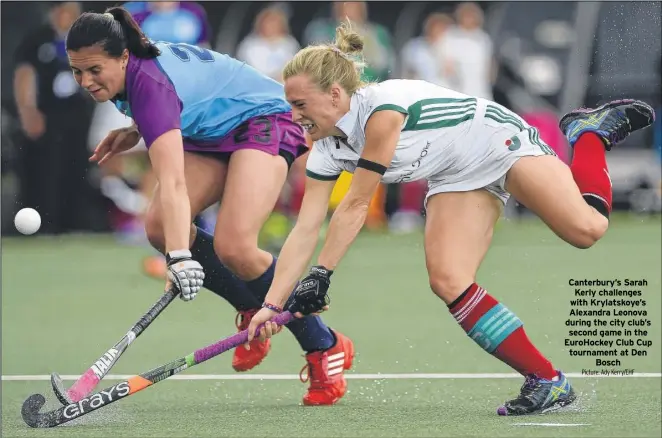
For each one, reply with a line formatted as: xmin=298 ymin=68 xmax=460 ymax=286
xmin=144 ymin=209 xmax=164 ymax=252
xmin=566 ymin=216 xmax=608 ymax=249
xmin=214 ymin=238 xmax=255 ymax=275
xmin=429 ymin=271 xmax=473 ymax=305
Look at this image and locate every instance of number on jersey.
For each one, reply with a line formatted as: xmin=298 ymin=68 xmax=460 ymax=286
xmin=166 ymin=43 xmax=214 ymax=63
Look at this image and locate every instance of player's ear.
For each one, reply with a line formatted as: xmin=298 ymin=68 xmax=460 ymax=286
xmin=120 ymin=48 xmax=129 ymax=64
xmin=330 ymin=83 xmax=342 ymax=99
xmin=329 ymin=83 xmax=343 ymax=107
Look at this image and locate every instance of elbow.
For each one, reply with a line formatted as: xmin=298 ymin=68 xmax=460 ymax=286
xmin=157 ymin=174 xmax=187 ymax=195
xmin=154 ymin=164 xmax=186 ymax=188
xmin=345 ymin=196 xmax=371 ymax=213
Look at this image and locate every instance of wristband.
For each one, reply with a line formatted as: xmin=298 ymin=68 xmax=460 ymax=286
xmin=311 ymin=265 xmax=333 ymax=278
xmin=166 ymin=249 xmax=192 ymax=265
xmin=262 ymin=302 xmax=283 ymax=313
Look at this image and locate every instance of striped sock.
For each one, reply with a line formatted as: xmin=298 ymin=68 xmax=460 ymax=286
xmin=449 ymin=284 xmax=557 ymax=380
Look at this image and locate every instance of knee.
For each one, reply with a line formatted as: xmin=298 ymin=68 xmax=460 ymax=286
xmin=214 ymin=236 xmax=257 ymax=276
xmin=565 ymin=216 xmax=608 ymax=249
xmin=144 ymin=209 xmax=164 ymax=253
xmin=429 ymin=270 xmax=474 ymax=305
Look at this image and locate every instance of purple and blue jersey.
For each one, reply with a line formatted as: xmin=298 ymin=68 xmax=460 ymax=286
xmin=111 ymin=42 xmax=301 ymax=156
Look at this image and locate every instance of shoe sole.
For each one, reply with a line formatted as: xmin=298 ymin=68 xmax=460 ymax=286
xmin=560 ymin=99 xmax=655 ymax=132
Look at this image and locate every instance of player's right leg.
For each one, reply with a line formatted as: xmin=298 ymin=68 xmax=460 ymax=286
xmin=144 ymin=151 xmax=260 ymax=311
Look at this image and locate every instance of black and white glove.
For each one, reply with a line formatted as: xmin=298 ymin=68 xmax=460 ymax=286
xmin=289 ymin=266 xmax=332 ymax=316
xmin=166 ymin=250 xmax=205 ymax=301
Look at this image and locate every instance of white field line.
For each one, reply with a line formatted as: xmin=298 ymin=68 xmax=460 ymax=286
xmin=2 ymin=372 xmax=660 ymax=381
xmin=512 ymin=423 xmax=592 ymax=427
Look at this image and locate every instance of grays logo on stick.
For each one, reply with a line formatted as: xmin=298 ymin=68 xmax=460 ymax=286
xmin=62 ymin=381 xmax=130 ymax=419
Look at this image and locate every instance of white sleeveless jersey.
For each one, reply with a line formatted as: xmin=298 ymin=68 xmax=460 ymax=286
xmin=305 ymin=79 xmax=484 ymax=184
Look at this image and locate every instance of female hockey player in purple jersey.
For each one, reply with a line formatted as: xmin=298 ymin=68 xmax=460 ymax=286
xmin=65 ymin=7 xmax=354 ymax=406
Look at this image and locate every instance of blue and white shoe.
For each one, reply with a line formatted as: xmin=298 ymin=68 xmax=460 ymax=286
xmin=497 ymin=370 xmax=576 ymax=416
xmin=560 ymin=99 xmax=655 ymax=150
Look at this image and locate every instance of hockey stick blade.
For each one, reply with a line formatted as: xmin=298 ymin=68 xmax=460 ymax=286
xmin=50 ymin=373 xmax=72 ymax=405
xmin=22 ymin=311 xmax=294 ymax=428
xmin=50 ymin=287 xmax=179 ymax=405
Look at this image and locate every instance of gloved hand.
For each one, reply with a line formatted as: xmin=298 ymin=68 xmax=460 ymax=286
xmin=289 ymin=265 xmax=332 ymax=316
xmin=166 ymin=250 xmax=205 ymax=301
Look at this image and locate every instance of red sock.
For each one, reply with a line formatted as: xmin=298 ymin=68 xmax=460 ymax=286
xmin=448 ymin=284 xmax=557 ymax=380
xmin=570 ymin=133 xmax=612 ymax=216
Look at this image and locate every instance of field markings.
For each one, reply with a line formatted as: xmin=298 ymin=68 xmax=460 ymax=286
xmin=513 ymin=423 xmax=592 ymax=427
xmin=2 ymin=372 xmax=660 ymax=381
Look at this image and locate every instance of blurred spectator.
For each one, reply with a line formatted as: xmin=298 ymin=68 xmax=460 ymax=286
xmin=303 ymin=1 xmax=395 ymax=82
xmin=12 ymin=1 xmax=99 ymax=234
xmin=133 ymin=1 xmax=212 ymax=47
xmin=437 ymin=2 xmax=495 ymax=99
xmin=236 ymin=5 xmax=300 ymax=82
xmin=400 ymin=12 xmax=454 ymax=88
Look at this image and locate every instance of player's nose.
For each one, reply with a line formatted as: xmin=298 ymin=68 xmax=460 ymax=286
xmin=291 ymin=108 xmax=303 ymax=122
xmin=79 ymin=72 xmax=94 ymax=89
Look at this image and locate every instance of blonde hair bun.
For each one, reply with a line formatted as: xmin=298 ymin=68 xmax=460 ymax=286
xmin=334 ymin=21 xmax=364 ymax=55
xmin=282 ymin=20 xmax=369 ymax=95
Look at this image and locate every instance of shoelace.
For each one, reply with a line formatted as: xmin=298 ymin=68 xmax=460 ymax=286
xmin=607 ymin=119 xmax=631 ymax=146
xmin=299 ymin=356 xmax=328 ymax=389
xmin=235 ymin=309 xmax=257 ymax=331
xmin=517 ymin=375 xmax=542 ymax=403
xmin=299 ymin=362 xmax=310 ymax=383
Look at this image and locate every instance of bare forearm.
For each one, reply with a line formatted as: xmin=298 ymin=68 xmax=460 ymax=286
xmin=317 ymin=198 xmax=369 ymax=270
xmin=265 ymin=225 xmax=321 ymax=308
xmin=159 ymin=182 xmax=191 ymax=253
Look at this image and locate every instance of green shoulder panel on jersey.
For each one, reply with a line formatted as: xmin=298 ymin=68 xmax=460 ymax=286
xmin=306 ymin=169 xmax=341 ymax=181
xmin=372 ymin=104 xmax=409 ymax=115
xmin=403 ymin=98 xmax=477 ymax=131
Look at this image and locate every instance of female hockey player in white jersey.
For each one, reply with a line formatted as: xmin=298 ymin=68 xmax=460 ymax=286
xmin=247 ymin=23 xmax=655 ymax=415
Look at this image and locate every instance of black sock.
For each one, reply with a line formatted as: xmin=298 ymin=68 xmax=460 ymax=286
xmin=190 ymin=227 xmax=260 ymax=311
xmin=246 ymin=256 xmax=335 ymax=352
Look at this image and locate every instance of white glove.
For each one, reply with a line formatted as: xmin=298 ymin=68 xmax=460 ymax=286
xmin=166 ymin=250 xmax=205 ymax=301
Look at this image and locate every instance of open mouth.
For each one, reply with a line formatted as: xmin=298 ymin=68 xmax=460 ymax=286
xmin=301 ymin=123 xmax=315 ymax=133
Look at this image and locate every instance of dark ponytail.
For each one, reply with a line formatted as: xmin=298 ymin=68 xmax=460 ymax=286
xmin=66 ymin=6 xmax=160 ymax=59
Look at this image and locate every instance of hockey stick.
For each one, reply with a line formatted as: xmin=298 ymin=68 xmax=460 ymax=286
xmin=23 ymin=311 xmax=294 ymax=428
xmin=50 ymin=287 xmax=179 ymax=406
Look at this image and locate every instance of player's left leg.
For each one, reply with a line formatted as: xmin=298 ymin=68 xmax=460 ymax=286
xmin=424 ymin=189 xmax=575 ymax=416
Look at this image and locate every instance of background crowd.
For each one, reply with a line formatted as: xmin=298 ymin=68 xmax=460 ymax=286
xmin=2 ymin=1 xmax=661 ymax=245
